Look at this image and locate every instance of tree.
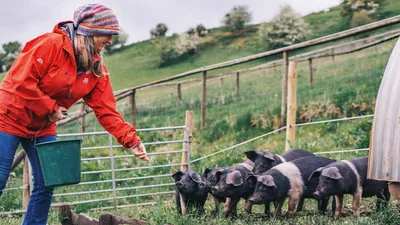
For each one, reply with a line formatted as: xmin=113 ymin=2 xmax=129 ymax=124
xmin=0 ymin=41 xmax=22 ymax=72
xmin=196 ymin=24 xmax=208 ymax=37
xmin=258 ymin=5 xmax=310 ymax=49
xmin=341 ymin=0 xmax=384 ymax=27
xmin=150 ymin=23 xmax=168 ymax=38
xmin=222 ymin=5 xmax=252 ymax=33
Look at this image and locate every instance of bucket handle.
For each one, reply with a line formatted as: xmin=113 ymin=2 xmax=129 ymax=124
xmin=34 ymin=112 xmax=84 ymax=147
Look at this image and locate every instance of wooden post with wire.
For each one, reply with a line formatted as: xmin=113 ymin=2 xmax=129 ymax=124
xmin=181 ymin=111 xmax=193 ymax=171
xmin=236 ymin=72 xmax=240 ymax=98
xmin=22 ymin=156 xmax=30 ymax=213
xmin=281 ymin=51 xmax=289 ymax=127
xmin=308 ymin=58 xmax=313 ymax=86
xmin=201 ymin=71 xmax=207 ymax=129
xmin=80 ymin=103 xmax=86 ymax=132
xmin=130 ymin=89 xmax=136 ymax=127
xmin=286 ymin=61 xmax=298 ymax=151
xmin=177 ymin=83 xmax=182 ymax=106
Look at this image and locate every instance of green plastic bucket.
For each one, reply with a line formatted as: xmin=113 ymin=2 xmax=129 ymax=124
xmin=35 ymin=139 xmax=82 ymax=187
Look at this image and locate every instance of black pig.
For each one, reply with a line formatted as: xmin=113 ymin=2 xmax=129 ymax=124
xmin=201 ymin=160 xmax=254 ymax=213
xmin=245 ymin=149 xmax=315 ymax=175
xmin=209 ymin=161 xmax=256 ymax=216
xmin=310 ymin=156 xmax=390 ymax=218
xmin=172 ymin=170 xmax=208 ymax=215
xmin=248 ymin=156 xmax=336 ymax=217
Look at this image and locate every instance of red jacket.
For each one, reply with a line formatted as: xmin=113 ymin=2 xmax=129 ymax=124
xmin=0 ymin=22 xmax=141 ymax=148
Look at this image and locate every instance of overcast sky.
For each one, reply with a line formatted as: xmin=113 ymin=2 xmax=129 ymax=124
xmin=0 ymin=0 xmax=341 ymax=46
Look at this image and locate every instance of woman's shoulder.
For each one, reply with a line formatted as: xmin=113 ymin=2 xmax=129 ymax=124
xmin=23 ymin=32 xmax=65 ymax=52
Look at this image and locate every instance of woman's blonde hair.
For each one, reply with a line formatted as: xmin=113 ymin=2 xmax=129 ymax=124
xmin=74 ymin=34 xmax=103 ymax=77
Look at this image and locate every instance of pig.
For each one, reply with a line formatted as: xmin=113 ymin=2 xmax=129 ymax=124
xmin=206 ymin=160 xmax=256 ymax=216
xmin=172 ymin=170 xmax=208 ymax=215
xmin=245 ymin=149 xmax=316 ymax=175
xmin=248 ymin=156 xmax=336 ymax=217
xmin=245 ymin=149 xmax=316 ymax=213
xmin=310 ymin=156 xmax=390 ymax=218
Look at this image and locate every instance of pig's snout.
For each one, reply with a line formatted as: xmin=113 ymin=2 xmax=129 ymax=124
xmin=211 ymin=186 xmax=223 ymax=194
xmin=199 ymin=182 xmax=206 ymax=189
xmin=249 ymin=194 xmax=262 ymax=204
xmin=313 ymin=191 xmax=321 ymax=199
xmin=176 ymin=181 xmax=185 ymax=189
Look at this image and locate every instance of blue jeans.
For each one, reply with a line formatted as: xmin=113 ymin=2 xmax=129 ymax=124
xmin=0 ymin=132 xmax=56 ymax=225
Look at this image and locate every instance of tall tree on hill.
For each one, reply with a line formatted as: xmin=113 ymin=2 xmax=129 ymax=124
xmin=0 ymin=41 xmax=22 ymax=72
xmin=341 ymin=0 xmax=385 ymax=27
xmin=222 ymin=5 xmax=252 ymax=34
xmin=258 ymin=5 xmax=310 ymax=49
xmin=150 ymin=23 xmax=168 ymax=38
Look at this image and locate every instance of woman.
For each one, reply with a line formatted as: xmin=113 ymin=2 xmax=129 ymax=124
xmin=0 ymin=4 xmax=148 ymax=224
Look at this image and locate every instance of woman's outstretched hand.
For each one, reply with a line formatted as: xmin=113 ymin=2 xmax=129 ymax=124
xmin=132 ymin=143 xmax=149 ymax=161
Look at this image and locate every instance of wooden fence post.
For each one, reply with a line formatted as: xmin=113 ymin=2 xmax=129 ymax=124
xmin=201 ymin=71 xmax=207 ymax=129
xmin=220 ymin=78 xmax=224 ymax=104
xmin=281 ymin=51 xmax=289 ymax=127
xmin=80 ymin=103 xmax=86 ymax=132
xmin=177 ymin=83 xmax=182 ymax=106
xmin=181 ymin=111 xmax=193 ymax=171
xmin=236 ymin=72 xmax=240 ymax=98
xmin=130 ymin=89 xmax=136 ymax=127
xmin=286 ymin=62 xmax=298 ymax=151
xmin=22 ymin=156 xmax=30 ymax=213
xmin=308 ymin=58 xmax=313 ymax=86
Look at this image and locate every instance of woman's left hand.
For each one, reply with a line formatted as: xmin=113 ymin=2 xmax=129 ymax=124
xmin=131 ymin=143 xmax=149 ymax=161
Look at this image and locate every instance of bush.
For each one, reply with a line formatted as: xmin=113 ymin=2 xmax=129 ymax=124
xmin=351 ymin=11 xmax=374 ymax=27
xmin=258 ymin=5 xmax=310 ymax=49
xmin=159 ymin=33 xmax=200 ymax=67
xmin=222 ymin=5 xmax=252 ymax=33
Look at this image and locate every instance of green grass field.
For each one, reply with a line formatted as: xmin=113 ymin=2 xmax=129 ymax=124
xmin=2 ymin=1 xmax=400 ymax=224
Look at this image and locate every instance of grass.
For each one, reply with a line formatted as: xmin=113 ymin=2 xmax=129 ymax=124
xmin=2 ymin=1 xmax=400 ymax=224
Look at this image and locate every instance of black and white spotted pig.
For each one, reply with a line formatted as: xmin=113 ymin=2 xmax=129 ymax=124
xmin=172 ymin=170 xmax=208 ymax=215
xmin=248 ymin=156 xmax=336 ymax=217
xmin=310 ymin=156 xmax=390 ymax=218
xmin=245 ymin=149 xmax=316 ymax=175
xmin=208 ymin=160 xmax=256 ymax=216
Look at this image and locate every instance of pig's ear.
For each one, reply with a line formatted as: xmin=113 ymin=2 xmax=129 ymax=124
xmin=212 ymin=168 xmax=225 ymax=178
xmin=245 ymin=151 xmax=259 ymax=162
xmin=245 ymin=174 xmax=258 ymax=187
xmin=308 ymin=167 xmax=323 ymax=181
xmin=172 ymin=171 xmax=184 ymax=181
xmin=258 ymin=175 xmax=276 ymax=187
xmin=260 ymin=150 xmax=275 ymax=162
xmin=189 ymin=171 xmax=203 ymax=184
xmin=203 ymin=168 xmax=212 ymax=178
xmin=226 ymin=170 xmax=243 ymax=186
xmin=321 ymin=167 xmax=343 ymax=180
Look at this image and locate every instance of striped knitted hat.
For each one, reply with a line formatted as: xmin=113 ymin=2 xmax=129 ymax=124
xmin=73 ymin=4 xmax=120 ymax=36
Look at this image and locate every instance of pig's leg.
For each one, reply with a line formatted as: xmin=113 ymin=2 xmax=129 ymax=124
xmin=352 ymin=188 xmax=362 ymax=217
xmin=180 ymin=194 xmax=187 ymax=215
xmin=264 ymin=201 xmax=271 ymax=216
xmin=175 ymin=191 xmax=182 ymax=215
xmin=223 ymin=197 xmax=240 ymax=217
xmin=274 ymin=198 xmax=285 ymax=217
xmin=376 ymin=187 xmax=390 ymax=209
xmin=334 ymin=195 xmax=343 ymax=219
xmin=296 ymin=197 xmax=304 ymax=212
xmin=213 ymin=196 xmax=220 ymax=213
xmin=287 ymin=193 xmax=301 ymax=217
xmin=318 ymin=197 xmax=329 ymax=214
xmin=244 ymin=199 xmax=253 ymax=214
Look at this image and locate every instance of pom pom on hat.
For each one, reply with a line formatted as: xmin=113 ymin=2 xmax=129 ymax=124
xmin=73 ymin=4 xmax=120 ymax=36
